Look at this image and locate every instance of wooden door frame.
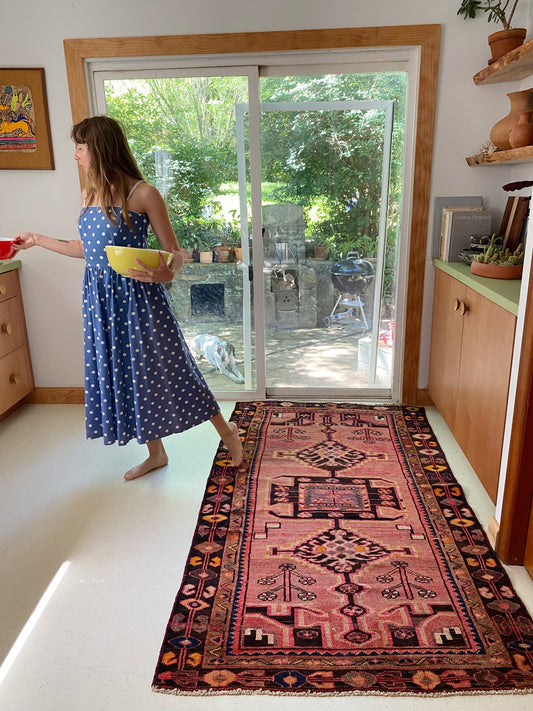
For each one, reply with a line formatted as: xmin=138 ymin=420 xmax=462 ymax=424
xmin=63 ymin=25 xmax=440 ymax=405
xmin=496 ymin=269 xmax=533 ymax=564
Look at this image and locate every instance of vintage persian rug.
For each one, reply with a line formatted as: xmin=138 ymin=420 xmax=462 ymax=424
xmin=153 ymin=402 xmax=533 ymax=696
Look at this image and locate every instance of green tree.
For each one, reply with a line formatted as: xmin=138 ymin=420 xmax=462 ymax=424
xmin=259 ymin=72 xmax=406 ymax=295
xmin=105 ymin=76 xmax=248 ymax=248
xmin=104 ymin=70 xmax=406 ymax=289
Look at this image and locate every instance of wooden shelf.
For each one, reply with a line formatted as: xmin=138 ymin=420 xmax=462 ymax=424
xmin=474 ymin=37 xmax=533 ymax=85
xmin=466 ymin=145 xmax=533 ymax=166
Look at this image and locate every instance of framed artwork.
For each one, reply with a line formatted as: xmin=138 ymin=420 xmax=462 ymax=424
xmin=0 ymin=67 xmax=54 ymax=170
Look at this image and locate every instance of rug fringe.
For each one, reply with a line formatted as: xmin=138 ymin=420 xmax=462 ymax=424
xmin=152 ymin=684 xmax=533 ymax=697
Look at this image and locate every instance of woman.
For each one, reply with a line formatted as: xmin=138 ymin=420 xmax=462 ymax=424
xmin=13 ymin=115 xmax=243 ymax=480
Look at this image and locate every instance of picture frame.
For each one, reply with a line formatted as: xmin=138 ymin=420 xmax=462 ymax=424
xmin=0 ymin=67 xmax=54 ymax=170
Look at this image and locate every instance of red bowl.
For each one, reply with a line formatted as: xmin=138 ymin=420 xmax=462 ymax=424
xmin=0 ymin=239 xmax=17 ymax=260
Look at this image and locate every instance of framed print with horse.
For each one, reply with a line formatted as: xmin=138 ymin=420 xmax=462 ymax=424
xmin=0 ymin=67 xmax=54 ymax=170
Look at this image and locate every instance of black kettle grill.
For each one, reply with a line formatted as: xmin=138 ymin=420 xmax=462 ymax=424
xmin=331 ymin=253 xmax=374 ymax=295
xmin=324 ymin=253 xmax=374 ymax=329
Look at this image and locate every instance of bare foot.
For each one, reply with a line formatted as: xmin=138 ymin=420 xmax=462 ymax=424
xmin=222 ymin=422 xmax=244 ymax=466
xmin=124 ymin=441 xmax=169 ymax=481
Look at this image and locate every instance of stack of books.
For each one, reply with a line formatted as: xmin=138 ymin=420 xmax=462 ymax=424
xmin=439 ymin=205 xmax=492 ymax=262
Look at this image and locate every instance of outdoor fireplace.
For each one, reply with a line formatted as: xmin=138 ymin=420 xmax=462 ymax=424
xmin=264 ymin=265 xmax=319 ymax=329
xmin=167 ymin=264 xmax=243 ymax=324
xmin=190 ymin=283 xmax=225 ymax=317
xmin=263 ymin=203 xmax=318 ymax=328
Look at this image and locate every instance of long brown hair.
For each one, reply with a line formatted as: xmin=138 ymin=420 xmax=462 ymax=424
xmin=71 ymin=115 xmax=144 ymax=230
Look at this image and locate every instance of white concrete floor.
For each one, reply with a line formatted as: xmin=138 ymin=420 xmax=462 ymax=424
xmin=1 ymin=403 xmax=533 ymax=710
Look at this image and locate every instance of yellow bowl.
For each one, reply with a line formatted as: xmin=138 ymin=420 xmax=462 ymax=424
xmin=104 ymin=245 xmax=172 ymax=276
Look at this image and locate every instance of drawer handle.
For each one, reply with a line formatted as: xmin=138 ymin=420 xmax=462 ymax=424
xmin=453 ymin=298 xmax=460 ymax=311
xmin=459 ymin=301 xmax=469 ymax=316
xmin=0 ymin=283 xmax=6 ymax=295
xmin=9 ymin=373 xmax=22 ymax=385
xmin=1 ymin=322 xmax=13 ymax=335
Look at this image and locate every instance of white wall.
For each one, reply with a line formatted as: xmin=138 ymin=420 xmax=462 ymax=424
xmin=2 ymin=0 xmax=532 ymax=387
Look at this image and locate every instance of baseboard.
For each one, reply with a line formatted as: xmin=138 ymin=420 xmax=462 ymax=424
xmin=24 ymin=387 xmax=85 ymax=404
xmin=25 ymin=387 xmax=434 ymax=407
xmin=487 ymin=516 xmax=500 ymax=549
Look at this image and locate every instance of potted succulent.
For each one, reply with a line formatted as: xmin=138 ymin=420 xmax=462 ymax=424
xmin=305 ymin=238 xmax=328 ymax=259
xmin=194 ymin=233 xmax=215 ymax=263
xmin=471 ymin=235 xmax=524 ymax=278
xmin=220 ymin=214 xmax=243 ymax=261
xmin=457 ymin=1 xmax=527 ymax=63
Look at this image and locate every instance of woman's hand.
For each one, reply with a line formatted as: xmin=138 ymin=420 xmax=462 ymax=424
xmin=128 ymin=249 xmax=185 ymax=283
xmin=12 ymin=233 xmax=37 ymax=250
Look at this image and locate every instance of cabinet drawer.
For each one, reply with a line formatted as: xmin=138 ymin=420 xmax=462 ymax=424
xmin=0 ymin=270 xmax=20 ymax=303
xmin=0 ymin=296 xmax=26 ymax=358
xmin=0 ymin=346 xmax=33 ymax=414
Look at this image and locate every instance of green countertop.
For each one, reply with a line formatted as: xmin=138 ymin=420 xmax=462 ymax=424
xmin=433 ymin=259 xmax=522 ymax=316
xmin=0 ymin=259 xmax=21 ymax=274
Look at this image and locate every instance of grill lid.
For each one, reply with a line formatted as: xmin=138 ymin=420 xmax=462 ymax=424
xmin=331 ymin=256 xmax=374 ymax=278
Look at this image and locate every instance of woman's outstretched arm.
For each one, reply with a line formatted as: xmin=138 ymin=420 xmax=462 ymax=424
xmin=13 ymin=232 xmax=85 ymax=259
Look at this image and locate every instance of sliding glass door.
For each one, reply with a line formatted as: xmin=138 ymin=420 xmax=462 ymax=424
xmin=99 ymin=70 xmax=260 ymax=395
xmin=94 ymin=58 xmax=407 ymax=401
xmin=255 ymin=93 xmax=395 ymax=397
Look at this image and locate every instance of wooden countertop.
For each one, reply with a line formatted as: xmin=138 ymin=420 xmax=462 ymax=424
xmin=433 ymin=259 xmax=521 ymax=316
xmin=0 ymin=259 xmax=22 ymax=274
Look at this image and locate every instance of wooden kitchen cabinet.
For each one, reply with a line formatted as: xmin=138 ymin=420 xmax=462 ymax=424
xmin=0 ymin=266 xmax=34 ymax=418
xmin=429 ymin=267 xmax=516 ymax=503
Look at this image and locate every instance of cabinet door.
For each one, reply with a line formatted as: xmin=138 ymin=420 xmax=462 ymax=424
xmin=428 ymin=269 xmax=465 ymax=430
xmin=455 ymin=286 xmax=515 ymax=503
xmin=0 ymin=296 xmax=27 ymax=358
xmin=0 ymin=346 xmax=33 ymax=413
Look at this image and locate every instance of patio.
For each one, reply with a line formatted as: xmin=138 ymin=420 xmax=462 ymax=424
xmin=167 ymin=251 xmax=392 ymax=393
xmin=178 ymin=318 xmax=393 ymax=393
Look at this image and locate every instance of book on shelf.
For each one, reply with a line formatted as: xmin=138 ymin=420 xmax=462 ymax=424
xmin=439 ymin=206 xmax=487 ymax=261
xmin=440 ymin=209 xmax=492 ymax=262
xmin=432 ymin=196 xmax=483 ymax=258
xmin=500 ymin=195 xmax=530 ymax=252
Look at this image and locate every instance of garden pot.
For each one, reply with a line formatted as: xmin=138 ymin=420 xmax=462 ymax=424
xmin=313 ymin=245 xmax=327 ymax=259
xmin=234 ymin=246 xmax=243 ymax=262
xmin=214 ymin=245 xmax=232 ymax=262
xmin=488 ymin=28 xmax=527 ymax=64
xmin=182 ymin=249 xmax=194 ymax=263
xmin=489 ymin=88 xmax=533 ymax=151
xmin=471 ymin=261 xmax=523 ymax=280
xmin=199 ymin=250 xmax=213 ymax=263
xmin=509 ymin=110 xmax=533 ymax=149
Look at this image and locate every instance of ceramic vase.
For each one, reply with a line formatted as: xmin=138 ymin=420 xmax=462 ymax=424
xmin=490 ymin=88 xmax=533 ymax=151
xmin=509 ymin=110 xmax=533 ymax=149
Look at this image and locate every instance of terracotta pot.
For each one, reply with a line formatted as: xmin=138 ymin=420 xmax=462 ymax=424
xmin=182 ymin=249 xmax=194 ymax=263
xmin=509 ymin=110 xmax=533 ymax=149
xmin=488 ymin=28 xmax=527 ymax=64
xmin=234 ymin=246 xmax=243 ymax=262
xmin=199 ymin=250 xmax=213 ymax=263
xmin=490 ymin=88 xmax=533 ymax=151
xmin=471 ymin=261 xmax=523 ymax=280
xmin=214 ymin=245 xmax=232 ymax=262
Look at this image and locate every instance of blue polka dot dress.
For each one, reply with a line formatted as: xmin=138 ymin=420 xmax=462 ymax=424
xmin=78 ymin=204 xmax=220 ymax=446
